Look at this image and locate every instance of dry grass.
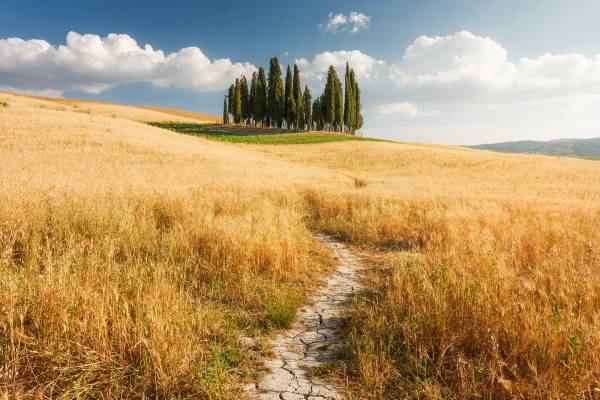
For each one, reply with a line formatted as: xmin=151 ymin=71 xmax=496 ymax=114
xmin=16 ymin=92 xmax=216 ymax=123
xmin=301 ymin=192 xmax=600 ymax=399
xmin=2 ymin=91 xmax=600 ymax=398
xmin=0 ymin=92 xmax=335 ymax=398
xmin=256 ymin=142 xmax=600 ymax=399
xmin=134 ymin=105 xmax=217 ymax=123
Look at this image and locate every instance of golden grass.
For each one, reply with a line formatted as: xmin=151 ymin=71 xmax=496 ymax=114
xmin=301 ymin=192 xmax=600 ymax=399
xmin=256 ymin=142 xmax=600 ymax=398
xmin=2 ymin=91 xmax=600 ymax=398
xmin=15 ymin=92 xmax=217 ymax=123
xmin=134 ymin=105 xmax=217 ymax=123
xmin=0 ymin=92 xmax=336 ymax=398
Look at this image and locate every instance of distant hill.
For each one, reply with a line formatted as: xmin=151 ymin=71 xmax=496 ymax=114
xmin=469 ymin=137 xmax=600 ymax=159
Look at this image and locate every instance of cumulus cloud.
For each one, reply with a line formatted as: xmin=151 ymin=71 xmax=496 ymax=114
xmin=0 ymin=32 xmax=256 ymax=95
xmin=390 ymin=31 xmax=515 ymax=91
xmin=371 ymin=102 xmax=440 ymax=117
xmin=295 ymin=50 xmax=385 ymax=82
xmin=320 ymin=12 xmax=371 ymax=34
xmin=388 ymin=31 xmax=600 ymax=104
xmin=293 ymin=30 xmax=600 ymax=138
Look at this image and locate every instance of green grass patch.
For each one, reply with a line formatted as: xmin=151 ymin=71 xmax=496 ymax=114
xmin=149 ymin=122 xmax=383 ymax=145
xmin=265 ymin=292 xmax=302 ymax=329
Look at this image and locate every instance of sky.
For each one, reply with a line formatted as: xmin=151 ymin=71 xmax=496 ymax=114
xmin=2 ymin=0 xmax=600 ymax=144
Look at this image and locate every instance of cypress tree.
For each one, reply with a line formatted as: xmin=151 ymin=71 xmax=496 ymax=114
xmin=334 ymin=72 xmax=343 ymax=132
xmin=256 ymin=67 xmax=267 ymax=126
xmin=312 ymin=99 xmax=319 ymax=131
xmin=321 ymin=94 xmax=328 ymax=130
xmin=348 ymin=69 xmax=357 ymax=133
xmin=344 ymin=63 xmax=355 ymax=133
xmin=289 ymin=96 xmax=297 ymax=130
xmin=313 ymin=95 xmax=325 ymax=131
xmin=223 ymin=97 xmax=229 ymax=125
xmin=295 ymin=98 xmax=304 ymax=131
xmin=303 ymin=86 xmax=312 ymax=131
xmin=249 ymin=72 xmax=257 ymax=124
xmin=228 ymin=84 xmax=234 ymax=115
xmin=284 ymin=65 xmax=293 ymax=127
xmin=233 ymin=78 xmax=242 ymax=124
xmin=292 ymin=64 xmax=303 ymax=131
xmin=293 ymin=65 xmax=302 ymax=102
xmin=267 ymin=57 xmax=284 ymax=127
xmin=354 ymin=78 xmax=363 ymax=130
xmin=240 ymin=75 xmax=250 ymax=124
xmin=323 ymin=66 xmax=337 ymax=131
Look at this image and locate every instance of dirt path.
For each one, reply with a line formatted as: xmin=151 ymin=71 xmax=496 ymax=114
xmin=245 ymin=234 xmax=361 ymax=400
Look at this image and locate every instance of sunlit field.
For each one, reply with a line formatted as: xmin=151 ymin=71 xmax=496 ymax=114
xmin=2 ymin=92 xmax=600 ymax=399
xmin=258 ymin=143 xmax=600 ymax=399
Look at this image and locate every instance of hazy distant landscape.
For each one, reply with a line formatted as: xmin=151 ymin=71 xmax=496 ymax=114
xmin=471 ymin=137 xmax=600 ymax=159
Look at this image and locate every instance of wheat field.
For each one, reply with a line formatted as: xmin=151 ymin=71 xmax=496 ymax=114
xmin=1 ymin=91 xmax=600 ymax=399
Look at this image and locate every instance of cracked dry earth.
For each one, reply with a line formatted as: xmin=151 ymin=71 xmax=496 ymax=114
xmin=245 ymin=234 xmax=361 ymax=400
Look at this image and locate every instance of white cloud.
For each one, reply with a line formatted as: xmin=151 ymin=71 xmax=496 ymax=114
xmin=320 ymin=12 xmax=371 ymax=34
xmin=295 ymin=50 xmax=385 ymax=82
xmin=294 ymin=31 xmax=600 ymax=142
xmin=371 ymin=102 xmax=440 ymax=117
xmin=388 ymin=31 xmax=516 ymax=103
xmin=388 ymin=31 xmax=600 ymax=104
xmin=0 ymin=32 xmax=256 ymax=95
xmin=348 ymin=12 xmax=371 ymax=34
xmin=154 ymin=47 xmax=255 ymax=91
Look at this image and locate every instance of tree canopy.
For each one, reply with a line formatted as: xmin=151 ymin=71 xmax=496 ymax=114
xmin=222 ymin=57 xmax=363 ymax=133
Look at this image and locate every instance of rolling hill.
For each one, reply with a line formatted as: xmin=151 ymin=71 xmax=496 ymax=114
xmin=19 ymin=92 xmax=218 ymax=123
xmin=2 ymin=91 xmax=600 ymax=399
xmin=470 ymin=137 xmax=600 ymax=159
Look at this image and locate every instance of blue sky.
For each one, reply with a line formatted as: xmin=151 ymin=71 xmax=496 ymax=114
xmin=2 ymin=0 xmax=600 ymax=144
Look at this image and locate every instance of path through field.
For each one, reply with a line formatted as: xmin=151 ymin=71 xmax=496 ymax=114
xmin=245 ymin=235 xmax=361 ymax=400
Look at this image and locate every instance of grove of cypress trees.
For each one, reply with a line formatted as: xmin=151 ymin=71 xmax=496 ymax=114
xmin=223 ymin=97 xmax=229 ymax=124
xmin=223 ymin=58 xmax=364 ymax=132
xmin=267 ymin=57 xmax=284 ymax=127
xmin=303 ymin=85 xmax=312 ymax=131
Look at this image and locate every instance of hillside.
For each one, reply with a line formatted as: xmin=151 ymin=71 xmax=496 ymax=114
xmin=470 ymin=137 xmax=600 ymax=159
xmin=18 ymin=92 xmax=218 ymax=123
xmin=2 ymin=92 xmax=600 ymax=399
